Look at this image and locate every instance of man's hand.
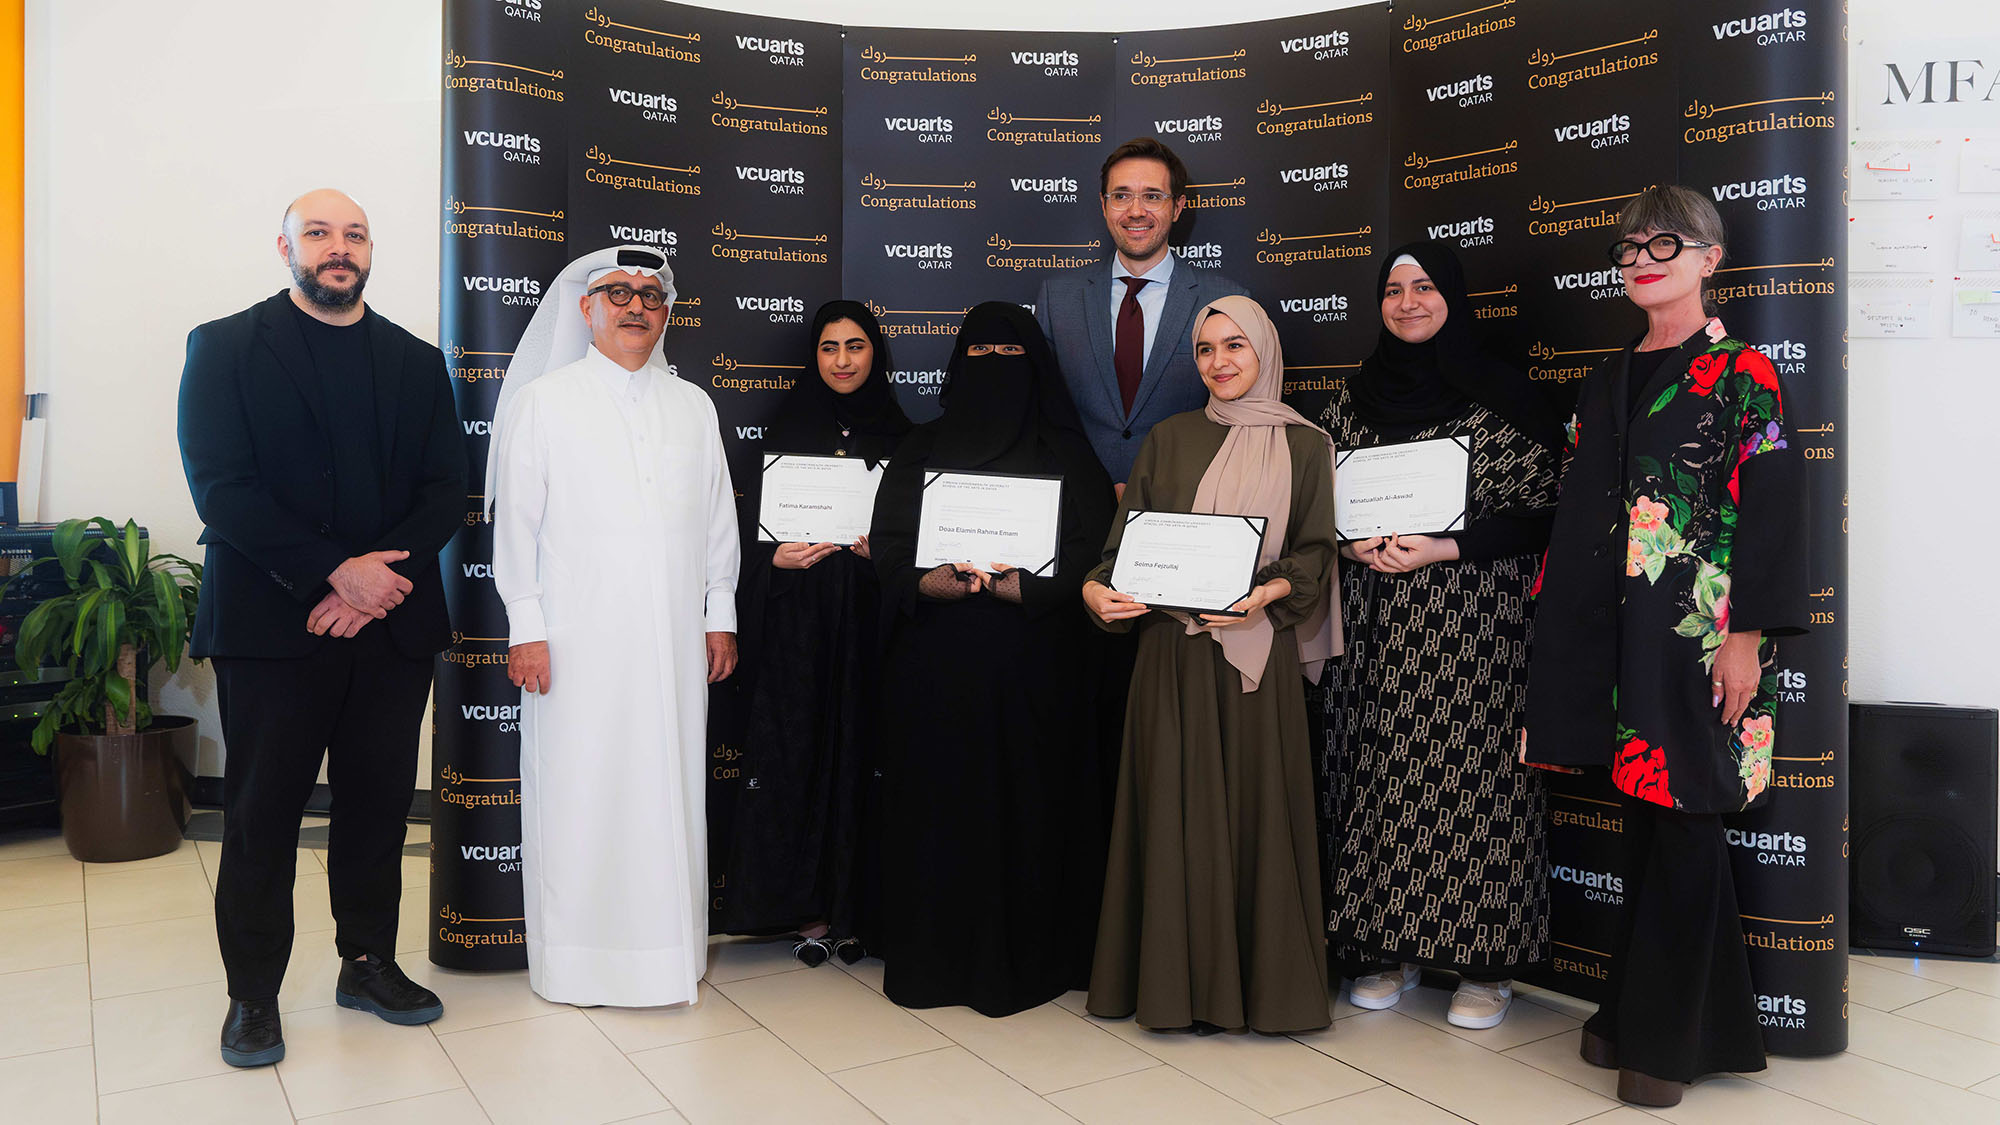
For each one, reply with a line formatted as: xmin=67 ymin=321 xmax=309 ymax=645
xmin=328 ymin=550 xmax=414 ymax=617
xmin=707 ymin=632 xmax=738 ymax=683
xmin=306 ymin=591 xmax=372 ymax=638
xmin=509 ymin=641 xmax=551 ymax=694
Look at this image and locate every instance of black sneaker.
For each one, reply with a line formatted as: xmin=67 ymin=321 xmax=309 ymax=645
xmin=220 ymin=998 xmax=285 ymax=1067
xmin=334 ymin=957 xmax=444 ymax=1025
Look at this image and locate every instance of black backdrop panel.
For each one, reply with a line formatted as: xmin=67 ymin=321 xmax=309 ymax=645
xmin=438 ymin=0 xmax=1849 ymax=1056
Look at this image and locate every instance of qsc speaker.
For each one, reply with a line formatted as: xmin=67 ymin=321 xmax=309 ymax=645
xmin=1850 ymin=703 xmax=1997 ymax=958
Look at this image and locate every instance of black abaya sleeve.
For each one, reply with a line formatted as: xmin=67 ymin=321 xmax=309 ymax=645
xmin=1014 ymin=436 xmax=1116 ymax=621
xmin=868 ymin=426 xmax=935 ymax=632
xmin=1450 ymin=511 xmax=1557 ymax=562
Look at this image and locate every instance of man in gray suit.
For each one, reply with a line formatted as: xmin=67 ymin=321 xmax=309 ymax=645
xmin=1034 ymin=137 xmax=1249 ymax=491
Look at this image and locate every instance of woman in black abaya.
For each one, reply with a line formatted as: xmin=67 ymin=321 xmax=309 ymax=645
xmin=868 ymin=302 xmax=1116 ymax=1017
xmin=717 ymin=301 xmax=910 ymax=965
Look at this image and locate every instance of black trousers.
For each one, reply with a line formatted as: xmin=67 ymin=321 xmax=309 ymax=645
xmin=212 ymin=626 xmax=432 ymax=1000
xmin=1585 ymin=794 xmax=1766 ymax=1082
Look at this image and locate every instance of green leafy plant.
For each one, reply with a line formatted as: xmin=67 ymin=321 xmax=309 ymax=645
xmin=8 ymin=518 xmax=201 ymax=753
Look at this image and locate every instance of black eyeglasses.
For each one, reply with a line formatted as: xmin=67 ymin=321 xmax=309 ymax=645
xmin=1607 ymin=233 xmax=1716 ymax=268
xmin=587 ymin=283 xmax=667 ymax=310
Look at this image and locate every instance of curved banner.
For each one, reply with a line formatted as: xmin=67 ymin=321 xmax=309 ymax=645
xmin=438 ymin=0 xmax=1848 ymax=1056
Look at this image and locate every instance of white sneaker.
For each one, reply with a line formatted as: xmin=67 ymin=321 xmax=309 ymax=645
xmin=1446 ymin=980 xmax=1512 ymax=1029
xmin=1347 ymin=964 xmax=1420 ymax=1010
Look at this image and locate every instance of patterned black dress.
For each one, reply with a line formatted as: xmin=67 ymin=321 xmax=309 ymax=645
xmin=1319 ymin=381 xmax=1559 ymax=978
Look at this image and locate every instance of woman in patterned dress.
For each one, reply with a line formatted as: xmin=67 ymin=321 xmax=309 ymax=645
xmin=1320 ymin=240 xmax=1562 ymax=1030
xmin=1525 ymin=186 xmax=1808 ymax=1106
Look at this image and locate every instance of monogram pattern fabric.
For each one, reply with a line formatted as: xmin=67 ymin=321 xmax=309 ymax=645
xmin=1318 ymin=385 xmax=1558 ymax=974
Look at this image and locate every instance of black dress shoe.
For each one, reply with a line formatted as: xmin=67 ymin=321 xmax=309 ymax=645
xmin=220 ymin=998 xmax=285 ymax=1068
xmin=335 ymin=957 xmax=443 ymax=1025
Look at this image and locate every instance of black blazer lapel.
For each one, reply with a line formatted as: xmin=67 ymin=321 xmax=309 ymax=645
xmin=365 ymin=308 xmax=403 ymax=464
xmin=255 ymin=291 xmax=326 ymax=430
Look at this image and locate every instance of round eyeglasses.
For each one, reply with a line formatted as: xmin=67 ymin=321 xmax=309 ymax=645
xmin=1607 ymin=233 xmax=1717 ymax=268
xmin=587 ymin=283 xmax=667 ymax=310
xmin=1103 ymin=190 xmax=1174 ymax=212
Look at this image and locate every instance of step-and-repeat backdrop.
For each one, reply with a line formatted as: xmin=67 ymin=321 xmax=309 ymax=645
xmin=436 ymin=0 xmax=1848 ymax=1055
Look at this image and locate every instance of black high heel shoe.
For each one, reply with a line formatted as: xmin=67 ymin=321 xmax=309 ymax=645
xmin=792 ymin=937 xmax=832 ymax=967
xmin=832 ymin=936 xmax=866 ymax=965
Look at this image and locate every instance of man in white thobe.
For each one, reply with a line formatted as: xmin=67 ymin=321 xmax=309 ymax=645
xmin=489 ymin=245 xmax=739 ymax=1006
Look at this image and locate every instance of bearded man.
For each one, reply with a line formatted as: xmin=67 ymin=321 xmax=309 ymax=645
xmin=178 ymin=188 xmax=466 ymax=1066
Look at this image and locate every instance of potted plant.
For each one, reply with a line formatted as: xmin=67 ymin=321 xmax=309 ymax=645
xmin=10 ymin=517 xmax=202 ymax=861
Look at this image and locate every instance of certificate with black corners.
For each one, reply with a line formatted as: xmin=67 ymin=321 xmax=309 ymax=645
xmin=756 ymin=453 xmax=885 ymax=544
xmin=914 ymin=470 xmax=1064 ymax=576
xmin=1333 ymin=437 xmax=1471 ymax=540
xmin=1109 ymin=510 xmax=1269 ymax=617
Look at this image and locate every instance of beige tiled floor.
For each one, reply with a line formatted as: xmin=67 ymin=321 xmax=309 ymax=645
xmin=2 ymin=823 xmax=1997 ymax=1124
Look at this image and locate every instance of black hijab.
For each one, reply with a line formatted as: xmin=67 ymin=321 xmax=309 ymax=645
xmin=764 ymin=300 xmax=911 ymax=465
xmin=1350 ymin=241 xmax=1560 ymax=448
xmin=930 ymin=301 xmax=1089 ymax=471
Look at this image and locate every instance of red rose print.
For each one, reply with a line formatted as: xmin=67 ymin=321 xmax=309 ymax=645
xmin=1687 ymin=352 xmax=1728 ymax=396
xmin=1612 ymin=735 xmax=1673 ymax=807
xmin=1740 ymin=348 xmax=1782 ymax=400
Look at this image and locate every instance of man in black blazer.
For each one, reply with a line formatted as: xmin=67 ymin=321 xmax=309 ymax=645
xmin=178 ymin=189 xmax=465 ymax=1067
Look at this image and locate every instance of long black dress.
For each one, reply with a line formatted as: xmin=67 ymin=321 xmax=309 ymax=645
xmin=869 ymin=303 xmax=1116 ymax=1017
xmin=716 ymin=302 xmax=910 ymax=942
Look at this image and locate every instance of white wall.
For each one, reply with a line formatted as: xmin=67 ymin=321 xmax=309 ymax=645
xmin=24 ymin=0 xmax=1998 ymax=789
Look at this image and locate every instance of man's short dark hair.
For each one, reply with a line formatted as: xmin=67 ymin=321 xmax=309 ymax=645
xmin=1099 ymin=137 xmax=1190 ymax=200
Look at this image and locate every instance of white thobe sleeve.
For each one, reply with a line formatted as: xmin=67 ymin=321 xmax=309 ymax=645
xmin=492 ymin=388 xmax=550 ymax=647
xmin=702 ymin=415 xmax=740 ymax=634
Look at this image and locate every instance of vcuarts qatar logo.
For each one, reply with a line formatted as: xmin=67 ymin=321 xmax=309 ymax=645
xmin=1154 ymin=115 xmax=1224 ymax=143
xmin=461 ymin=129 xmax=542 ymax=164
xmin=460 ymin=843 xmax=523 ymax=873
xmin=1280 ymin=30 xmax=1350 ymax=60
xmin=736 ymin=34 xmax=805 ymax=66
xmin=608 ymin=224 xmax=679 ymax=254
xmin=884 ymin=115 xmax=954 ymax=143
xmin=737 ymin=295 xmax=805 ymax=323
xmin=460 ymin=704 xmax=520 ymax=732
xmin=1276 ymin=293 xmax=1349 ymax=323
xmin=1010 ymin=176 xmax=1079 ymax=203
xmin=1754 ymin=340 xmax=1808 ymax=375
xmin=1551 ymin=864 xmax=1624 ymax=904
xmin=1713 ymin=174 xmax=1808 ymax=210
xmin=1280 ymin=163 xmax=1349 ymax=192
xmin=1552 ymin=267 xmax=1626 ymax=301
xmin=737 ymin=165 xmax=805 ymax=195
xmin=1427 ymin=73 xmax=1494 ymax=107
xmin=1713 ymin=8 xmax=1808 ymax=45
xmin=884 ymin=242 xmax=954 ymax=269
xmin=608 ymin=87 xmax=677 ymax=123
xmin=1178 ymin=241 xmax=1224 ymax=270
xmin=1427 ymin=215 xmax=1495 ymax=248
xmin=1553 ymin=112 xmax=1631 ymax=150
xmin=486 ymin=0 xmax=541 ymax=22
xmin=1012 ymin=49 xmax=1079 ymax=77
xmin=462 ymin=274 xmax=542 ymax=306
xmin=1757 ymin=993 xmax=1809 ymax=1029
xmin=1728 ymin=827 xmax=1809 ymax=866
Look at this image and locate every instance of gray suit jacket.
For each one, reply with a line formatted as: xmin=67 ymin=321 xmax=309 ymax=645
xmin=1033 ymin=256 xmax=1249 ymax=482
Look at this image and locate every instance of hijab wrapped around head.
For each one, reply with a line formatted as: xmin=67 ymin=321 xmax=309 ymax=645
xmin=1350 ymin=240 xmax=1560 ymax=447
xmin=765 ymin=300 xmax=911 ymax=465
xmin=1186 ymin=294 xmax=1341 ymax=691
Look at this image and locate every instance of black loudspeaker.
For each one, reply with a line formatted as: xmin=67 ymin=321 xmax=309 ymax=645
xmin=1849 ymin=703 xmax=1998 ymax=957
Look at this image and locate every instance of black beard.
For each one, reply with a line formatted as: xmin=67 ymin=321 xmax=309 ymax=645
xmin=291 ymin=255 xmax=369 ymax=311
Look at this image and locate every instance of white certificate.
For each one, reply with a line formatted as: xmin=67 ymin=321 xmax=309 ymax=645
xmin=915 ymin=470 xmax=1063 ymax=575
xmin=1110 ymin=510 xmax=1268 ymax=616
xmin=756 ymin=453 xmax=884 ymax=544
xmin=1849 ymin=276 xmax=1936 ymax=338
xmin=1333 ymin=437 xmax=1470 ymax=540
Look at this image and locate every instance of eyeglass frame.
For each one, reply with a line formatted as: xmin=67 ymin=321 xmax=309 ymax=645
xmin=1606 ymin=233 xmax=1718 ymax=269
xmin=1101 ymin=189 xmax=1178 ymax=212
xmin=586 ymin=282 xmax=668 ymax=310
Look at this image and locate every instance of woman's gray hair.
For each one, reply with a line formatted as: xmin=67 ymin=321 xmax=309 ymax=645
xmin=1617 ymin=185 xmax=1727 ymax=257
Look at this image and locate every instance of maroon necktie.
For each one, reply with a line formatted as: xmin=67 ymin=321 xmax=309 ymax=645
xmin=1115 ymin=276 xmax=1149 ymax=415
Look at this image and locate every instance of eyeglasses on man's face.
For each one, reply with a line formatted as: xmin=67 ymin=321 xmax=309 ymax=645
xmin=1103 ymin=190 xmax=1174 ymax=212
xmin=588 ymin=283 xmax=667 ymax=310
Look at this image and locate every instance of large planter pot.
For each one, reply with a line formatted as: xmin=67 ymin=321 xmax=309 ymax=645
xmin=54 ymin=715 xmax=195 ymax=862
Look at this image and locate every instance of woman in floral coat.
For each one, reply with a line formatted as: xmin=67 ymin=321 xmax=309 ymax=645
xmin=1525 ymin=186 xmax=1808 ymax=1107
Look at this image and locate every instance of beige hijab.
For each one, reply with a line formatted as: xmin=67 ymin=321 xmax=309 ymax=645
xmin=1184 ymin=295 xmax=1342 ymax=691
